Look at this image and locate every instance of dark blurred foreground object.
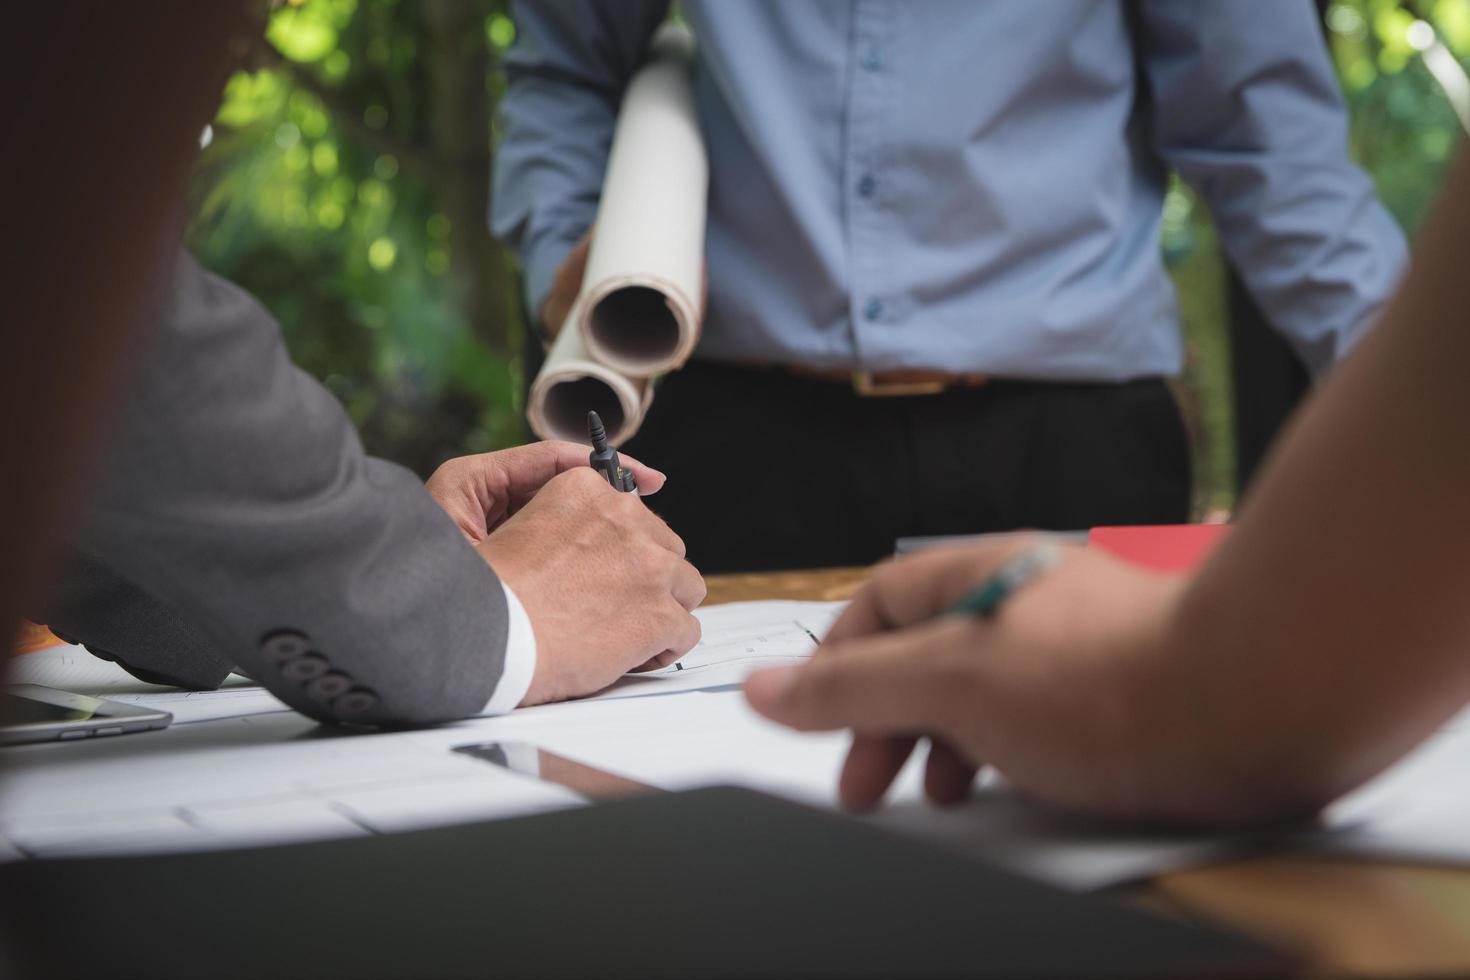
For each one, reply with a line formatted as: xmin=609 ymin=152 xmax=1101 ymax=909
xmin=0 ymin=787 xmax=1284 ymax=979
xmin=0 ymin=4 xmax=251 ymax=667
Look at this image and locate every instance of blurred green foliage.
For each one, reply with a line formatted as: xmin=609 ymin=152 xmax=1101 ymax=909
xmin=189 ymin=0 xmax=524 ymax=476
xmin=188 ymin=0 xmax=1469 ymax=511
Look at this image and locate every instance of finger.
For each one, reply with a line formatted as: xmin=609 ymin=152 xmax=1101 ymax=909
xmin=816 ymin=568 xmax=894 ymax=651
xmin=616 ymin=451 xmax=667 ymax=495
xmin=658 ymin=608 xmax=702 ymax=664
xmin=485 ymin=442 xmax=583 ymax=518
xmin=821 ymin=537 xmax=1042 ymax=648
xmin=923 ymin=738 xmax=980 ymax=806
xmin=424 ymin=462 xmax=491 ymax=542
xmin=744 ymin=619 xmax=973 ymax=734
xmin=495 ymin=442 xmax=668 ymax=512
xmin=629 ymin=648 xmax=683 ymax=673
xmin=631 ymin=506 xmax=687 ymax=558
xmin=626 ymin=607 xmax=699 ymax=673
xmin=819 ymin=548 xmax=985 ymax=648
xmin=670 ymin=560 xmax=707 ymax=612
xmin=839 ymin=734 xmax=919 ymax=811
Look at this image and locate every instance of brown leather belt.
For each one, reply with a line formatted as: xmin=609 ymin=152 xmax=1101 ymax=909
xmin=786 ymin=366 xmax=992 ymax=397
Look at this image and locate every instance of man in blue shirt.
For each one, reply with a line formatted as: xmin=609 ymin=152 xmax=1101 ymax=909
xmin=493 ymin=1 xmax=1407 ymax=573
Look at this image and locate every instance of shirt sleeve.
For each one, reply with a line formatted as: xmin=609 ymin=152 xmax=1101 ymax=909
xmin=491 ymin=0 xmax=670 ymax=320
xmin=480 ymin=582 xmax=538 ymax=714
xmin=1136 ymin=0 xmax=1409 ymax=374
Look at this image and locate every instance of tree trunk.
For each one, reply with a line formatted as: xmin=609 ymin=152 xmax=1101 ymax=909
xmin=422 ymin=0 xmax=513 ymax=355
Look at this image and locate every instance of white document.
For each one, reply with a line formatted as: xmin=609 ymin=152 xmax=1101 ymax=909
xmin=1313 ymin=705 xmax=1470 ymax=865
xmin=105 ymin=687 xmax=291 ymax=724
xmin=586 ymin=600 xmax=844 ymax=701
xmin=0 ymin=679 xmax=1275 ymax=889
xmin=455 ymin=688 xmax=1252 ymax=891
xmin=452 ymin=688 xmax=881 ymax=805
xmin=0 ymin=712 xmax=581 ymax=860
xmin=0 ymin=599 xmax=1249 ymax=889
xmin=9 ymin=643 xmax=158 ymax=694
xmin=13 ymin=600 xmax=843 ymax=725
xmin=0 ymin=596 xmax=1354 ymax=892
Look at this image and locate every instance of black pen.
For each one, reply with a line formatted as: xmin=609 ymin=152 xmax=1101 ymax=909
xmin=587 ymin=411 xmax=638 ymax=493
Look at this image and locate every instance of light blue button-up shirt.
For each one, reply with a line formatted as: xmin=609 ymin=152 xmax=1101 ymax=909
xmin=493 ymin=1 xmax=1407 ymax=379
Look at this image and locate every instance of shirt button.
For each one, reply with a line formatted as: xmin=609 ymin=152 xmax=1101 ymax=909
xmin=857 ymin=173 xmax=877 ymax=198
xmin=860 ymin=46 xmax=882 ymax=72
xmin=863 ymin=298 xmax=883 ymax=321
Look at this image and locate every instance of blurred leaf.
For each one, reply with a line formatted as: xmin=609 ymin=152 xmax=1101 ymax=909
xmin=487 ymin=13 xmax=515 ymax=50
xmin=1435 ymin=0 xmax=1470 ymax=51
xmin=267 ymin=0 xmax=356 ymax=62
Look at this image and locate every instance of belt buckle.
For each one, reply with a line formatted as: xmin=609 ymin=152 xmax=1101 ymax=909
xmin=851 ymin=370 xmax=947 ymax=398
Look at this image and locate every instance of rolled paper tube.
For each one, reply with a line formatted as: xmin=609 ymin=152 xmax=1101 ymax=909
xmin=527 ymin=300 xmax=654 ymax=445
xmin=575 ymin=23 xmax=707 ymax=379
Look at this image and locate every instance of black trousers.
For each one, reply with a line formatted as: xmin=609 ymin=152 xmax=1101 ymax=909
xmin=624 ymin=363 xmax=1191 ymax=574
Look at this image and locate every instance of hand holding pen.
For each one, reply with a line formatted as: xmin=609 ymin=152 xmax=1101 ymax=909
xmin=423 ymin=436 xmax=699 ymax=706
xmin=425 ymin=440 xmax=662 ymax=541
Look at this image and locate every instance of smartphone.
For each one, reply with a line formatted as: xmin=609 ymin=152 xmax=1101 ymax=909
xmin=0 ymin=684 xmax=172 ymax=746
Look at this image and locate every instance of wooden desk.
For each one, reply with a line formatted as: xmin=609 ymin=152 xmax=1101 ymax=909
xmin=705 ymin=567 xmax=1470 ymax=976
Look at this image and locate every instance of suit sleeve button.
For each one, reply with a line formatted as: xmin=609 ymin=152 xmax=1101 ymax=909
xmin=305 ymin=672 xmax=353 ymax=701
xmin=333 ymin=689 xmax=379 ymax=716
xmin=261 ymin=631 xmax=310 ymax=663
xmin=281 ymin=654 xmax=329 ymax=681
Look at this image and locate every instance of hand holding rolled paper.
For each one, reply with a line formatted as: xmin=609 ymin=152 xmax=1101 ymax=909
xmin=527 ymin=23 xmax=708 ymax=446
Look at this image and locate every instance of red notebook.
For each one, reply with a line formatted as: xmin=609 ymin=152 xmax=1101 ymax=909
xmin=1087 ymin=524 xmax=1229 ymax=573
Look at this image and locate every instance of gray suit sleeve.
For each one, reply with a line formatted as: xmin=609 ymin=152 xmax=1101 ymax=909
xmin=66 ymin=251 xmax=508 ymax=726
xmin=39 ymin=550 xmax=235 ymax=691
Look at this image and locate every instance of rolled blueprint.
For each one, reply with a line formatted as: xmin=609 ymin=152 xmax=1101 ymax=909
xmin=527 ymin=298 xmax=653 ymax=445
xmin=526 ymin=23 xmax=706 ymax=443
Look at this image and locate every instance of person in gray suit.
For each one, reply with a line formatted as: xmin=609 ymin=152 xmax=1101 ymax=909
xmin=36 ymin=252 xmax=705 ymax=727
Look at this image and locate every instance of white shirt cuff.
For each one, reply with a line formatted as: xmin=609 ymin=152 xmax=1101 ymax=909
xmin=481 ymin=582 xmax=537 ymax=714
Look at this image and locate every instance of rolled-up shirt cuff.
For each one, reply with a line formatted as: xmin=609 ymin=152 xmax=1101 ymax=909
xmin=481 ymin=582 xmax=537 ymax=714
